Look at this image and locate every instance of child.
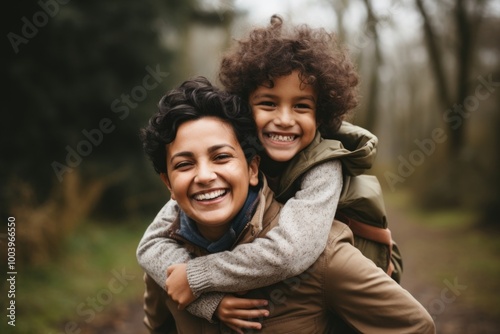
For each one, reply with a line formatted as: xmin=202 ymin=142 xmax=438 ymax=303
xmin=140 ymin=77 xmax=434 ymax=333
xmin=218 ymin=14 xmax=400 ymax=278
xmin=138 ymin=15 xmax=402 ymax=329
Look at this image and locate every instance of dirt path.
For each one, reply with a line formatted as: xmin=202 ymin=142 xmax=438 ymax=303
xmin=86 ymin=202 xmax=500 ymax=334
xmin=78 ymin=298 xmax=148 ymax=334
xmin=387 ymin=202 xmax=500 ymax=334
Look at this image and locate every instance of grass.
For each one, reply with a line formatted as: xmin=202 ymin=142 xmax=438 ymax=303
xmin=0 ymin=219 xmax=150 ymax=333
xmin=4 ymin=194 xmax=499 ymax=331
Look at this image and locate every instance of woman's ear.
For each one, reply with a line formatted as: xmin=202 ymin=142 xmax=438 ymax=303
xmin=160 ymin=173 xmax=175 ymax=200
xmin=248 ymin=155 xmax=260 ymax=186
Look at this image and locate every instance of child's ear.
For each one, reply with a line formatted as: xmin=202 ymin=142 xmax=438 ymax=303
xmin=160 ymin=173 xmax=175 ymax=200
xmin=248 ymin=155 xmax=260 ymax=186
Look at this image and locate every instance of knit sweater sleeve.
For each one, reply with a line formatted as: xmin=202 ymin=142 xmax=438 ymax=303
xmin=136 ymin=200 xmax=224 ymax=321
xmin=186 ymin=159 xmax=342 ymax=294
xmin=136 ymin=200 xmax=187 ymax=287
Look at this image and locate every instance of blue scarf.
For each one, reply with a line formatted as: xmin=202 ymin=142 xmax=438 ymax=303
xmin=177 ymin=184 xmax=260 ymax=253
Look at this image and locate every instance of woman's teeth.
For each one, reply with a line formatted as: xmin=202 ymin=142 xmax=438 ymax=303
xmin=194 ymin=189 xmax=227 ymax=201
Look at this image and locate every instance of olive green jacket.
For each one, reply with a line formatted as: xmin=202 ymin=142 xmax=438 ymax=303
xmin=275 ymin=122 xmax=403 ymax=282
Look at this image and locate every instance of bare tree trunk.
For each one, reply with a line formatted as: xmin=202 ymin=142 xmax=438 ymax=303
xmin=415 ymin=0 xmax=485 ymax=156
xmin=331 ymin=0 xmax=348 ymax=43
xmin=361 ymin=0 xmax=382 ymax=132
xmin=413 ymin=0 xmax=490 ymax=209
xmin=415 ymin=0 xmax=452 ymax=109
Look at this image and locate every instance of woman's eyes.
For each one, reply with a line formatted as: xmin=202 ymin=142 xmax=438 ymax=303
xmin=173 ymin=155 xmax=231 ymax=170
xmin=173 ymin=161 xmax=193 ymax=170
xmin=214 ymin=153 xmax=232 ymax=161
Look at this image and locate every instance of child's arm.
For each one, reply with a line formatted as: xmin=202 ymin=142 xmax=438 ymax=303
xmin=186 ymin=159 xmax=342 ymax=294
xmin=138 ymin=200 xmax=268 ymax=324
xmin=136 ymin=199 xmax=187 ymax=287
xmin=137 ymin=200 xmax=226 ymax=321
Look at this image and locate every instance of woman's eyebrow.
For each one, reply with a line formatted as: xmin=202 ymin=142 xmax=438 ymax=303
xmin=170 ymin=144 xmax=237 ymax=162
xmin=169 ymin=151 xmax=193 ymax=163
xmin=207 ymin=144 xmax=237 ymax=153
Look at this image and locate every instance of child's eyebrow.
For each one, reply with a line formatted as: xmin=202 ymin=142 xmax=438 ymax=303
xmin=250 ymin=93 xmax=275 ymax=100
xmin=297 ymin=95 xmax=317 ymax=102
xmin=251 ymin=93 xmax=317 ymax=102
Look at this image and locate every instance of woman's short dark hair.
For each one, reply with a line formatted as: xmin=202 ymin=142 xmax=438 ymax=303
xmin=140 ymin=76 xmax=259 ymax=174
xmin=219 ymin=15 xmax=359 ymax=135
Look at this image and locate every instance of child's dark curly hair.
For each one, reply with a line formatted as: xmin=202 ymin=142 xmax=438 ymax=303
xmin=219 ymin=15 xmax=359 ymax=135
xmin=140 ymin=76 xmax=259 ymax=174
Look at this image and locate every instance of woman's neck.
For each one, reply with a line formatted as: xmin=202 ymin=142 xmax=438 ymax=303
xmin=196 ymin=224 xmax=229 ymax=242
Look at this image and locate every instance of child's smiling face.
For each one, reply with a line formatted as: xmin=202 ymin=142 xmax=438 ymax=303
xmin=162 ymin=117 xmax=259 ymax=241
xmin=249 ymin=71 xmax=318 ymax=162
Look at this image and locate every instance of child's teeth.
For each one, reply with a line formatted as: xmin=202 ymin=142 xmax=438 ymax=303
xmin=269 ymin=134 xmax=295 ymax=142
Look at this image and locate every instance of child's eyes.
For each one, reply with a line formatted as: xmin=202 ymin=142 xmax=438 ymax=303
xmin=295 ymin=103 xmax=313 ymax=110
xmin=294 ymin=104 xmax=315 ymax=114
xmin=257 ymin=101 xmax=276 ymax=107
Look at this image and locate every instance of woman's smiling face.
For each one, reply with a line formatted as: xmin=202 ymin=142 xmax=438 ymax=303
xmin=162 ymin=117 xmax=259 ymax=240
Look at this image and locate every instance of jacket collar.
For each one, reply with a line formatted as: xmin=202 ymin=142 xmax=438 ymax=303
xmin=167 ymin=175 xmax=280 ymax=256
xmin=176 ymin=183 xmax=260 ymax=254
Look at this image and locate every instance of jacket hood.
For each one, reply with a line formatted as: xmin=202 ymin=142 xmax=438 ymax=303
xmin=327 ymin=121 xmax=378 ymax=175
xmin=275 ymin=122 xmax=378 ymax=201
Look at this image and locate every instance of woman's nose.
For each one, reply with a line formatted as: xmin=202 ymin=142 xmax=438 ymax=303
xmin=194 ymin=163 xmax=217 ymax=184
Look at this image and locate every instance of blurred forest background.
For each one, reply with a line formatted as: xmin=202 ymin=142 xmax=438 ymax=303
xmin=1 ymin=0 xmax=499 ymax=333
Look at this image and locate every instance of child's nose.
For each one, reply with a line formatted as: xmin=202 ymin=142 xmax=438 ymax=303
xmin=274 ymin=108 xmax=295 ymax=127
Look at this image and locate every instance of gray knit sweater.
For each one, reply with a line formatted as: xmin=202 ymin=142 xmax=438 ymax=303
xmin=136 ymin=160 xmax=342 ymax=320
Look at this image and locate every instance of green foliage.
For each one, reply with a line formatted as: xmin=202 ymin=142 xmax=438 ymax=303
xmin=2 ymin=0 xmax=232 ymax=270
xmin=2 ymin=0 xmax=195 ymax=218
xmin=0 ymin=219 xmax=149 ymax=333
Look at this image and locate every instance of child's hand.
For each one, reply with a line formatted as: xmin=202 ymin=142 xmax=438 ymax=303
xmin=166 ymin=263 xmax=195 ymax=309
xmin=216 ymin=295 xmax=269 ymax=334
